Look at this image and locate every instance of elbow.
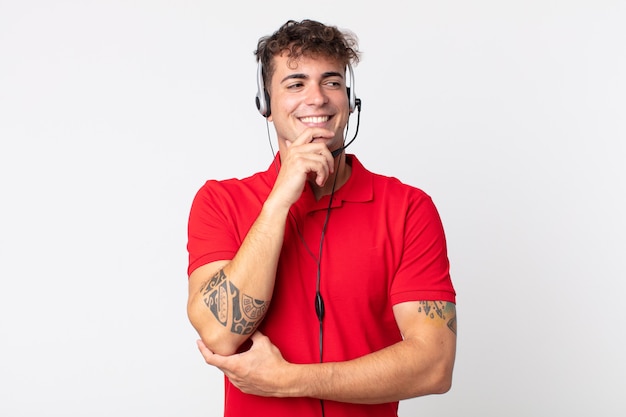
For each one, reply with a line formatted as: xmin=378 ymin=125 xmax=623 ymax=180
xmin=407 ymin=356 xmax=455 ymax=397
xmin=197 ymin=330 xmax=245 ymax=357
xmin=424 ymin=338 xmax=456 ymax=395
xmin=187 ymin=301 xmax=246 ymax=356
xmin=432 ymin=371 xmax=453 ymax=395
xmin=429 ymin=360 xmax=455 ymax=395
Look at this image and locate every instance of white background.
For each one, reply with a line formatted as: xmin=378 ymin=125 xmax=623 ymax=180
xmin=1 ymin=1 xmax=624 ymax=416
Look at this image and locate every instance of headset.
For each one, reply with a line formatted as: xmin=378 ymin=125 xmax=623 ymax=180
xmin=255 ymin=60 xmax=358 ymax=118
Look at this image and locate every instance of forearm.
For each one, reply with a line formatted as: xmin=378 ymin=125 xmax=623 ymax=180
xmin=224 ymin=197 xmax=290 ymax=299
xmin=188 ymin=198 xmax=290 ymax=355
xmin=287 ymin=338 xmax=455 ymax=404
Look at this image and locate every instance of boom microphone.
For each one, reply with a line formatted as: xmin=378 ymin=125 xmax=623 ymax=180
xmin=331 ymin=98 xmax=362 ymax=157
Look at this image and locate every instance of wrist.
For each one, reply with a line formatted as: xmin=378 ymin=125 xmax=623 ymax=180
xmin=262 ymin=194 xmax=292 ymax=217
xmin=282 ymin=362 xmax=332 ymax=399
xmin=279 ymin=363 xmax=309 ymax=398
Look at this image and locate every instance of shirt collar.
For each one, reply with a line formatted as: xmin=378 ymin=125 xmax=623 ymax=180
xmin=263 ymin=153 xmax=373 ymax=213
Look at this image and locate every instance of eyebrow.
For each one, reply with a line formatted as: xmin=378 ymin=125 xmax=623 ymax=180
xmin=280 ymin=71 xmax=344 ymax=84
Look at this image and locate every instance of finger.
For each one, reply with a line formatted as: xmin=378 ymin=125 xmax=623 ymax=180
xmin=290 ymin=128 xmax=335 ymax=147
xmin=247 ymin=331 xmax=264 ymax=349
xmin=196 ymin=339 xmax=212 ymax=358
xmin=281 ymin=151 xmax=332 ymax=179
xmin=196 ymin=339 xmax=225 ymax=366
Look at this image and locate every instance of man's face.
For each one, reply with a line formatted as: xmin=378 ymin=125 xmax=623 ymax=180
xmin=267 ymin=53 xmax=350 ymax=154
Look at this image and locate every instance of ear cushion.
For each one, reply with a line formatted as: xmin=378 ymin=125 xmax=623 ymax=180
xmin=255 ymin=89 xmax=271 ymax=117
xmin=255 ymin=62 xmax=271 ymax=117
xmin=346 ymin=64 xmax=357 ymax=113
xmin=263 ymin=90 xmax=271 ymax=117
xmin=347 ymin=87 xmax=355 ymax=113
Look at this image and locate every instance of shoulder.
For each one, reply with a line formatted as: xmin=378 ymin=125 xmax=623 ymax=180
xmin=351 ymin=155 xmax=432 ymax=202
xmin=194 ymin=169 xmax=273 ymax=202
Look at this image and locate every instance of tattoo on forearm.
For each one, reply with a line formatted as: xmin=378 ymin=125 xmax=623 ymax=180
xmin=201 ymin=270 xmax=228 ymax=325
xmin=200 ymin=269 xmax=268 ymax=335
xmin=232 ymin=293 xmax=267 ymax=335
xmin=418 ymin=301 xmax=457 ymax=335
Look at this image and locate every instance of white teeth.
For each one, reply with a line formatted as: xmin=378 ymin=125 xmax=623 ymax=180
xmin=300 ymin=116 xmax=329 ymax=123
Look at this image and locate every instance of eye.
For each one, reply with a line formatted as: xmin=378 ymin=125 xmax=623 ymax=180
xmin=324 ymin=79 xmax=343 ymax=89
xmin=286 ymin=81 xmax=304 ymax=90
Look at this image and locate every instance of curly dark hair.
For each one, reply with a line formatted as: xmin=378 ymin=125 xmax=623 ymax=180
xmin=254 ymin=19 xmax=361 ymax=89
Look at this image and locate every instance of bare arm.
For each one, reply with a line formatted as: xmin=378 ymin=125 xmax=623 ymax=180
xmin=197 ymin=300 xmax=457 ymax=403
xmin=186 ymin=198 xmax=290 ymax=355
xmin=296 ymin=301 xmax=457 ymax=403
xmin=187 ymin=128 xmax=337 ymax=356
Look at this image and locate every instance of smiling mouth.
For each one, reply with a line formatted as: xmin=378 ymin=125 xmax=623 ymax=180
xmin=300 ymin=116 xmax=330 ymax=123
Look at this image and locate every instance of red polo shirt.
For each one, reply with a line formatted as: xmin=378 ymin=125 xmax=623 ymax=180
xmin=187 ymin=154 xmax=455 ymax=417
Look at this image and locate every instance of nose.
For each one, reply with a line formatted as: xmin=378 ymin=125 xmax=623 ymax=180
xmin=306 ymin=84 xmax=328 ymax=107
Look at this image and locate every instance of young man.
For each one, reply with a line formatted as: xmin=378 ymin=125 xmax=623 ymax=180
xmin=186 ymin=19 xmax=457 ymax=417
